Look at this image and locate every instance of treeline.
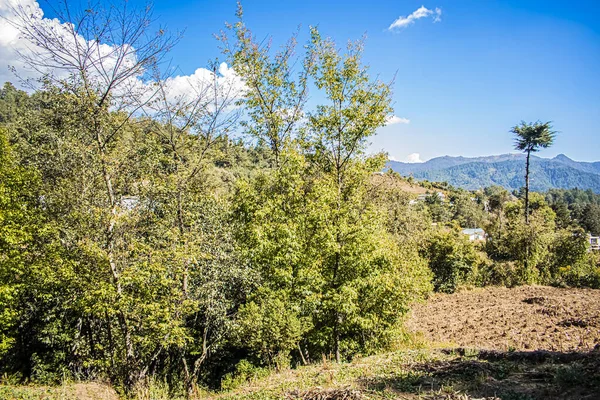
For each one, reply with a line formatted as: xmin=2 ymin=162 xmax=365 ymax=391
xmin=0 ymin=2 xmax=599 ymax=397
xmin=414 ymin=184 xmax=600 ymax=291
xmin=544 ymin=188 xmax=600 ymax=235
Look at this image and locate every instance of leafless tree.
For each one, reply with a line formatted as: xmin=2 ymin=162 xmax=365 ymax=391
xmin=10 ymin=0 xmax=179 ymax=110
xmin=10 ymin=0 xmax=179 ymax=385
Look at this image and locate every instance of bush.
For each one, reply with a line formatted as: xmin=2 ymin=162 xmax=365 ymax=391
xmin=235 ymin=290 xmax=310 ymax=369
xmin=551 ymin=253 xmax=600 ymax=289
xmin=423 ymin=230 xmax=482 ymax=293
xmin=220 ymin=359 xmax=269 ymax=391
xmin=477 ymin=261 xmax=525 ymax=287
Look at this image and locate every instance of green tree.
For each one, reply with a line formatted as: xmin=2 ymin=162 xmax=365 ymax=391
xmin=147 ymin=67 xmax=246 ymax=394
xmin=548 ymin=227 xmax=589 ymax=277
xmin=9 ymin=0 xmax=191 ymax=388
xmin=0 ymin=128 xmax=35 ymax=358
xmin=425 ymin=192 xmax=449 ymax=224
xmin=230 ymin=22 xmax=431 ymax=366
xmin=0 ymin=82 xmax=28 ymax=124
xmin=306 ymin=27 xmax=415 ymax=362
xmin=485 ymin=193 xmax=556 ymax=283
xmin=511 ymin=121 xmax=556 ymax=224
xmin=423 ymin=229 xmax=480 ymax=293
xmin=450 ymin=190 xmax=485 ymax=228
xmin=581 ymin=203 xmax=600 ymax=235
xmin=218 ymin=4 xmax=310 ymax=168
xmin=0 ymin=127 xmax=75 ymax=381
xmin=551 ymin=200 xmax=571 ymax=229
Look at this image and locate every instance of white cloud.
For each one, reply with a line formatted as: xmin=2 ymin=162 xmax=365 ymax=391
xmin=0 ymin=0 xmax=46 ymax=83
xmin=406 ymin=153 xmax=424 ymax=163
xmin=0 ymin=0 xmax=244 ymax=108
xmin=388 ymin=6 xmax=442 ymax=31
xmin=386 ymin=115 xmax=410 ymax=125
xmin=158 ymin=63 xmax=245 ymax=108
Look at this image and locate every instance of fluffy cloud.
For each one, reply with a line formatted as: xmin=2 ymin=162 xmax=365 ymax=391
xmin=0 ymin=0 xmax=45 ymax=83
xmin=388 ymin=6 xmax=442 ymax=31
xmin=406 ymin=153 xmax=424 ymax=163
xmin=386 ymin=115 xmax=410 ymax=125
xmin=0 ymin=0 xmax=244 ymax=108
xmin=157 ymin=63 xmax=245 ymax=109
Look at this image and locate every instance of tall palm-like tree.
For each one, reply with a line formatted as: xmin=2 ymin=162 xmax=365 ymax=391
xmin=511 ymin=121 xmax=556 ymax=224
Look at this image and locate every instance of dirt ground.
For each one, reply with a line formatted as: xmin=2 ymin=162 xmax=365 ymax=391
xmin=406 ymin=285 xmax=600 ymax=352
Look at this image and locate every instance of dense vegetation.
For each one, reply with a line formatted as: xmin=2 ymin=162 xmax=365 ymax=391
xmin=0 ymin=2 xmax=599 ymax=398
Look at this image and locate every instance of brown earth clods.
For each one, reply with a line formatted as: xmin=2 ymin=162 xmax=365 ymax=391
xmin=406 ymin=285 xmax=600 ymax=352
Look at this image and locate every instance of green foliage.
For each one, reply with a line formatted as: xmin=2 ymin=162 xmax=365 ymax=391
xmin=423 ymin=229 xmax=481 ymax=293
xmin=482 ymin=192 xmax=598 ymax=287
xmin=236 ymin=292 xmax=306 ymax=369
xmin=2 ymin=2 xmax=596 ymax=396
xmin=551 ymin=253 xmax=600 ymax=288
xmin=229 ymin=24 xmax=430 ymax=366
xmin=0 ymin=83 xmax=28 ymax=124
xmin=511 ymin=121 xmax=556 ymax=154
xmin=547 ymin=228 xmax=589 ymax=275
xmin=220 ymin=359 xmax=269 ymax=391
xmin=485 ymin=195 xmax=556 ymax=283
xmin=424 ymin=192 xmax=449 ymax=223
xmin=0 ymin=128 xmax=36 ymax=358
xmin=581 ymin=203 xmax=600 ymax=235
xmin=545 ymin=188 xmax=600 ymax=206
xmin=218 ymin=4 xmax=308 ymax=168
xmin=449 ymin=190 xmax=486 ymax=229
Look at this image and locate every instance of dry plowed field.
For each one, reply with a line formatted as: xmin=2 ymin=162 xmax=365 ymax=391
xmin=407 ymin=285 xmax=600 ymax=352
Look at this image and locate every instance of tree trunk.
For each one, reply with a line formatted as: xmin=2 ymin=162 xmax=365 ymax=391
xmin=524 ymin=150 xmax=531 ymax=275
xmin=525 ymin=150 xmax=530 ymax=225
xmin=297 ymin=343 xmax=308 ymax=365
xmin=334 ymin=313 xmax=341 ymax=363
xmin=95 ymin=125 xmax=136 ymax=386
xmin=333 ymin=242 xmax=341 ymax=363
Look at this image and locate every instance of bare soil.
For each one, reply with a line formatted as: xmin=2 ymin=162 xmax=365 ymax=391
xmin=406 ymin=285 xmax=600 ymax=352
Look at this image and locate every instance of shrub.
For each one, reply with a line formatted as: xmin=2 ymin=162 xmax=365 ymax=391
xmin=220 ymin=359 xmax=269 ymax=391
xmin=551 ymin=252 xmax=600 ymax=289
xmin=423 ymin=230 xmax=482 ymax=293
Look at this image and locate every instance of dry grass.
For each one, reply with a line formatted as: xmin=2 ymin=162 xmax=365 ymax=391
xmin=0 ymin=382 xmax=119 ymax=400
xmin=202 ymin=346 xmax=600 ymax=399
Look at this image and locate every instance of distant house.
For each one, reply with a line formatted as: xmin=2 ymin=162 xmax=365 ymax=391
xmin=461 ymin=228 xmax=486 ymax=242
xmin=590 ymin=236 xmax=600 ymax=251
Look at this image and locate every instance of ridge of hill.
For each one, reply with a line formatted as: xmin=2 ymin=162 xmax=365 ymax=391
xmin=388 ymin=154 xmax=600 ymax=192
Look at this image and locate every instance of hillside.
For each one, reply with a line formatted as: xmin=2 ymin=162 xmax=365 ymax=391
xmin=2 ymin=287 xmax=599 ymax=399
xmin=388 ymin=154 xmax=600 ymax=192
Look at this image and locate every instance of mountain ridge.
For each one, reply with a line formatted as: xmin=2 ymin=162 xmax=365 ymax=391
xmin=387 ymin=153 xmax=600 ymax=192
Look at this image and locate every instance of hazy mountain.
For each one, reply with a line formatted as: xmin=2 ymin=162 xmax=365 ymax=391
xmin=388 ymin=154 xmax=600 ymax=193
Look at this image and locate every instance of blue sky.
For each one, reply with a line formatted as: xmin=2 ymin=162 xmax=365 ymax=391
xmin=11 ymin=0 xmax=600 ymax=162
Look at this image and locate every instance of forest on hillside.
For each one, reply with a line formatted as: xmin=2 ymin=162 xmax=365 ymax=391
xmin=388 ymin=156 xmax=600 ymax=192
xmin=1 ymin=1 xmax=600 ymax=398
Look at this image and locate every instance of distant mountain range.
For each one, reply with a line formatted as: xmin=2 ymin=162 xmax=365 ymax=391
xmin=387 ymin=154 xmax=600 ymax=193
